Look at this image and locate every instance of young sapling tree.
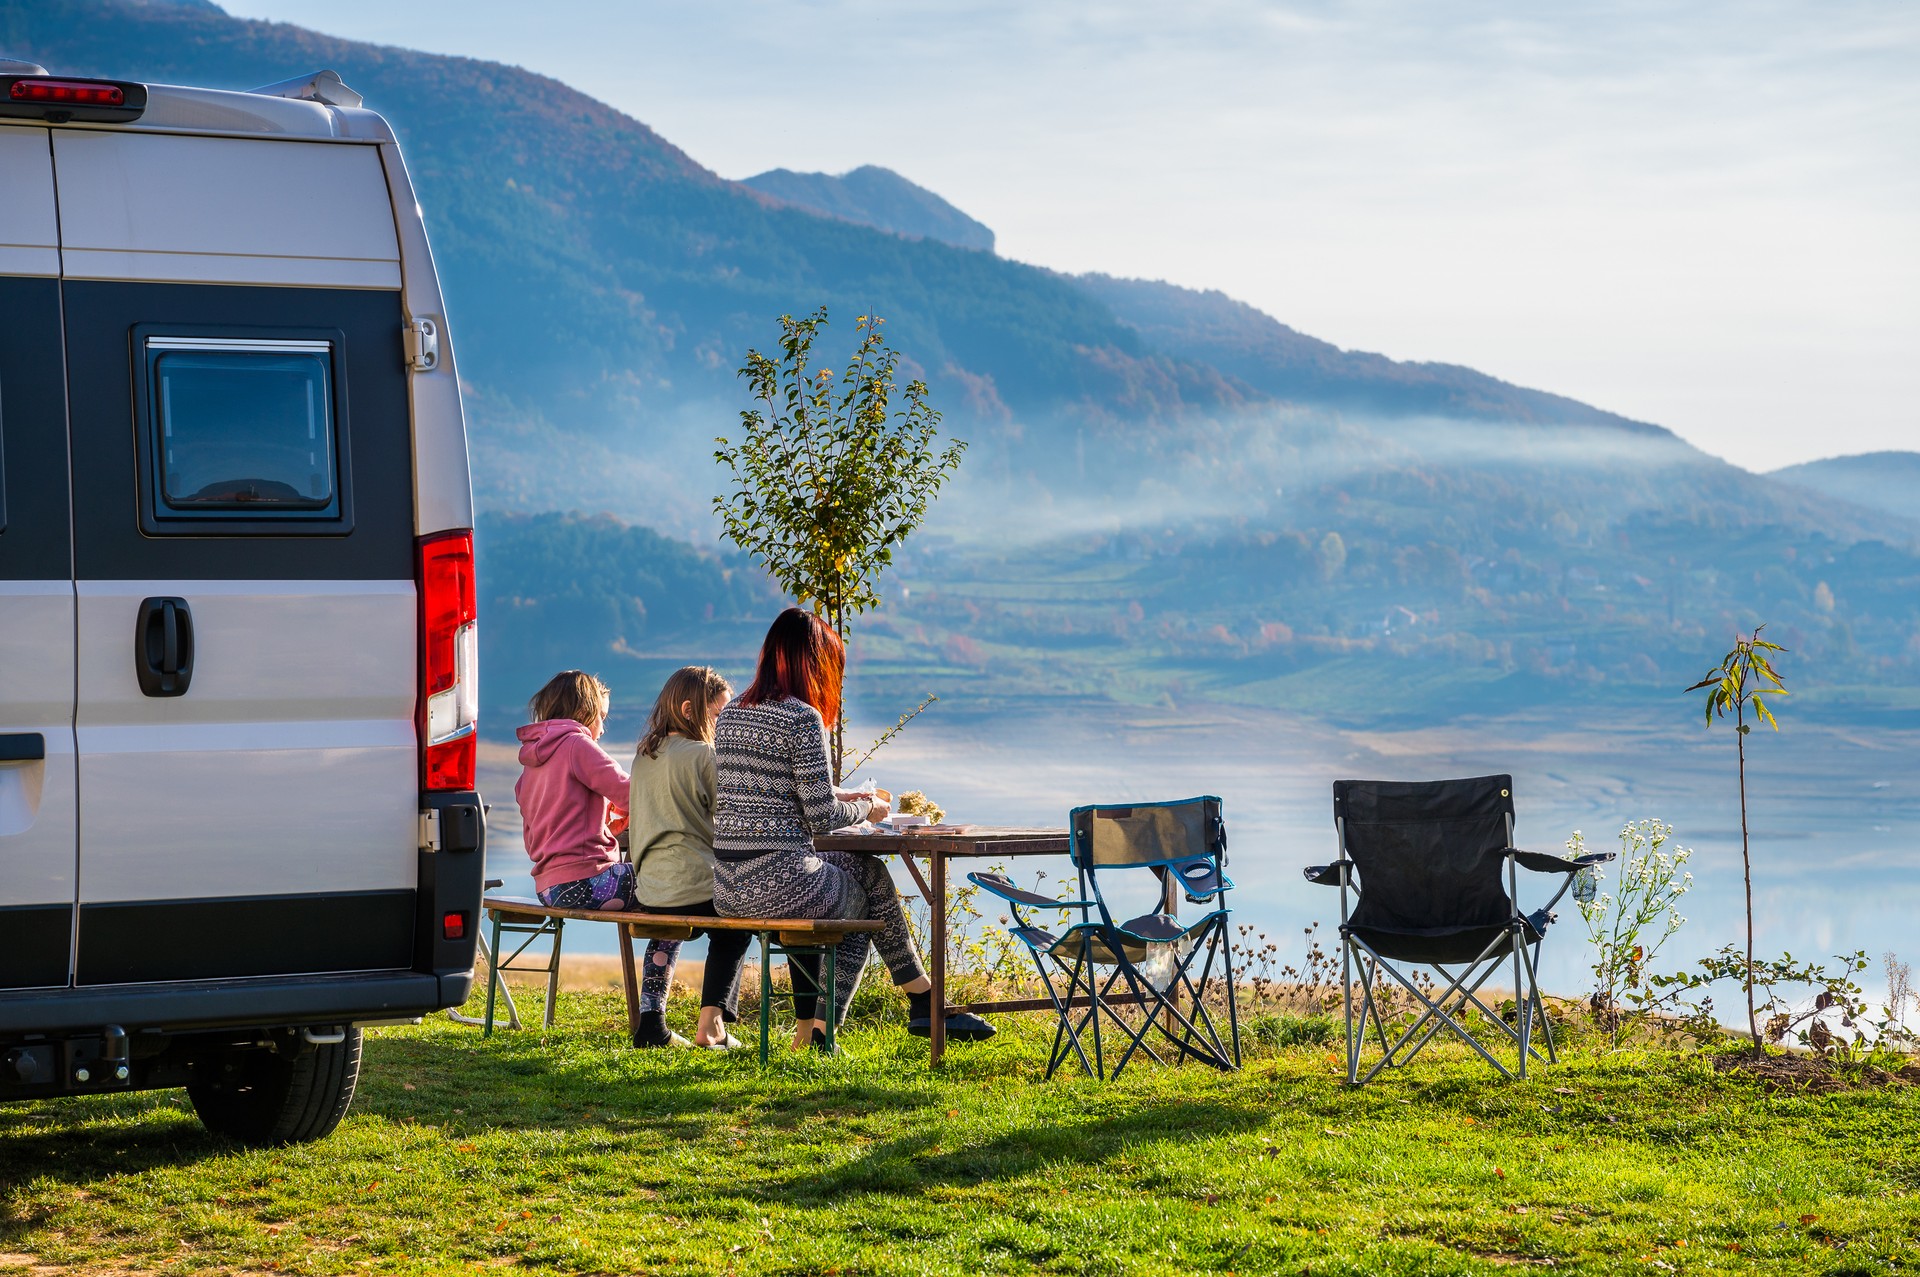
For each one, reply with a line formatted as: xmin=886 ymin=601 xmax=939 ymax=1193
xmin=1685 ymin=624 xmax=1788 ymax=1055
xmin=715 ymin=309 xmax=966 ymax=776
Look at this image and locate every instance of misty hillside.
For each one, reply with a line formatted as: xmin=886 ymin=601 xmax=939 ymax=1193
xmin=742 ymin=165 xmax=995 ymax=253
xmin=1071 ymin=274 xmax=1664 ymax=433
xmin=1770 ymin=452 xmax=1920 ymax=526
xmin=7 ymin=0 xmax=1919 ymax=725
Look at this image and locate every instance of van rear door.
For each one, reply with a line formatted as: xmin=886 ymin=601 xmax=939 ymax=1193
xmin=57 ymin=131 xmax=421 ymax=985
xmin=0 ymin=125 xmax=78 ymax=991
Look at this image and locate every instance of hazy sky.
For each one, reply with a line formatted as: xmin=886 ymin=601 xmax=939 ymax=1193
xmin=217 ymin=0 xmax=1918 ymax=470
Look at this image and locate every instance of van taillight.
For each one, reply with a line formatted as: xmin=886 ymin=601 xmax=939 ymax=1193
xmin=418 ymin=530 xmax=477 ymax=792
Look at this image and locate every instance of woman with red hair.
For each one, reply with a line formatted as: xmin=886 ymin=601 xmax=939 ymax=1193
xmin=712 ymin=607 xmax=993 ymax=1049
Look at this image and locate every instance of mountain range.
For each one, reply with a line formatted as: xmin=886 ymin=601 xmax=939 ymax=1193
xmin=1769 ymin=453 xmax=1920 ymax=526
xmin=7 ymin=0 xmax=1918 ymax=726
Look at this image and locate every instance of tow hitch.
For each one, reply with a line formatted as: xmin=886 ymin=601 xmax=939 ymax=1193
xmin=1 ymin=1025 xmax=133 ymax=1097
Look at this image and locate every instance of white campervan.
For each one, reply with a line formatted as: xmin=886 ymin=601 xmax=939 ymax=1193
xmin=0 ymin=65 xmax=483 ymax=1144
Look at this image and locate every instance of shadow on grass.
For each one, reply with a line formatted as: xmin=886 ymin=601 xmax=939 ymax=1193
xmin=0 ymin=1027 xmax=939 ymax=1200
xmin=0 ymin=1096 xmax=220 ymax=1182
xmin=769 ymin=1095 xmax=1272 ymax=1202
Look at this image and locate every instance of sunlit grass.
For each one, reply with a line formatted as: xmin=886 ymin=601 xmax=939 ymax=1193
xmin=2 ymin=987 xmax=1916 ymax=1275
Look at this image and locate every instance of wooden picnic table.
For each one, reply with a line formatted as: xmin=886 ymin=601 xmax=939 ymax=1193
xmin=812 ymin=827 xmax=1071 ymax=1065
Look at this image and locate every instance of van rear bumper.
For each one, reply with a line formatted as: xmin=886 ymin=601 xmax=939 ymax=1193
xmin=0 ymin=969 xmax=468 ymax=1036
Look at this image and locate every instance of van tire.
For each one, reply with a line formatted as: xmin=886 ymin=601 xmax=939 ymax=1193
xmin=187 ymin=1028 xmax=363 ymax=1146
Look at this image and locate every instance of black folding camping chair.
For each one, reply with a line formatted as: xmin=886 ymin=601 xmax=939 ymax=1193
xmin=972 ymin=795 xmax=1241 ymax=1080
xmin=1305 ymin=775 xmax=1612 ymax=1085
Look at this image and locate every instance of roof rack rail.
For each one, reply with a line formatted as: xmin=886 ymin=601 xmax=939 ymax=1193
xmin=250 ymin=69 xmax=362 ymax=109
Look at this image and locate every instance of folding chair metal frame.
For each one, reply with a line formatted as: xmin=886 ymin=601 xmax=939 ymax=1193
xmin=1087 ymin=902 xmax=1241 ymax=1079
xmin=963 ymin=873 xmax=1127 ymax=1079
xmin=975 ymin=795 xmax=1241 ymax=1080
xmin=1306 ymin=775 xmax=1613 ymax=1085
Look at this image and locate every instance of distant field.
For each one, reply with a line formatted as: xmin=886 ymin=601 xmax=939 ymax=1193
xmin=3 ymin=989 xmax=1917 ymax=1275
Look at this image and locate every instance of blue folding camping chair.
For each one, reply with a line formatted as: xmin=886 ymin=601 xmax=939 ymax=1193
xmin=973 ymin=795 xmax=1241 ymax=1079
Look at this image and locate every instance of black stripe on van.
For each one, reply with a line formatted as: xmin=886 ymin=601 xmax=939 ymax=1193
xmin=0 ymin=904 xmax=73 ymax=989
xmin=76 ymin=890 xmax=414 ymax=985
xmin=0 ymin=277 xmax=74 ymax=581
xmin=63 ymin=281 xmax=414 ymax=581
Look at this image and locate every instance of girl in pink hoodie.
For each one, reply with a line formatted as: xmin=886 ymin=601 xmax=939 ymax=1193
xmin=514 ymin=671 xmax=635 ymax=910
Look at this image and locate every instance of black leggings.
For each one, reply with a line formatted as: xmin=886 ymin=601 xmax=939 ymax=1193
xmin=631 ymin=897 xmax=751 ymax=1022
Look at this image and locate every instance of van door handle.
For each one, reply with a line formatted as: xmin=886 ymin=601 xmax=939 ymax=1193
xmin=135 ymin=597 xmax=194 ymax=697
xmin=0 ymin=733 xmax=44 ymax=763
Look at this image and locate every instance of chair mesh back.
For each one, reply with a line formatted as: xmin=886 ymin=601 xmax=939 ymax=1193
xmin=1335 ymin=776 xmax=1513 ymax=934
xmin=1071 ymin=797 xmax=1221 ymax=868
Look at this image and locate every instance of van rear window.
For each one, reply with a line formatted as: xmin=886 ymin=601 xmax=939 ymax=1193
xmin=145 ymin=338 xmax=341 ymax=520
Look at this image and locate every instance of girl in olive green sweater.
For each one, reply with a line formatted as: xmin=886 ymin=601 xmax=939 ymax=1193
xmin=625 ymin=666 xmax=750 ymax=1050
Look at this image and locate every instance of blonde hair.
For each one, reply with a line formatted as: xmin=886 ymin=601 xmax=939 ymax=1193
xmin=528 ymin=670 xmax=610 ymax=730
xmin=638 ymin=666 xmax=733 ymax=759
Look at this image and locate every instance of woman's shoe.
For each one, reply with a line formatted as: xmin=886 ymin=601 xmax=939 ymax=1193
xmin=907 ymin=1012 xmax=996 ymax=1041
xmin=697 ymin=1033 xmax=742 ymax=1051
xmin=809 ymin=1027 xmax=842 ymax=1056
xmin=631 ymin=1028 xmax=691 ymax=1049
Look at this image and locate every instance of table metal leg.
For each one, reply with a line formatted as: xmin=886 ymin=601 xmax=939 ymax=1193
xmin=617 ymin=922 xmax=640 ymax=1042
xmin=930 ymin=847 xmax=948 ymax=1066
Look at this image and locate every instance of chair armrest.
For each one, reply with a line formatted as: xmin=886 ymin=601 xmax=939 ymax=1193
xmin=1165 ymin=856 xmax=1231 ymax=902
xmin=1506 ymin=848 xmax=1616 ymax=874
xmin=1303 ymin=862 xmax=1354 ymax=887
xmin=967 ymin=871 xmax=1091 ymax=910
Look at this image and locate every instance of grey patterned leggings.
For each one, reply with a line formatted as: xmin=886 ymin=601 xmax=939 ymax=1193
xmin=713 ymin=849 xmax=928 ymax=1024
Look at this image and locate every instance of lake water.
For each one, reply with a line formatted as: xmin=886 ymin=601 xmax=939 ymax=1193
xmin=477 ymin=699 xmax=1920 ymax=1004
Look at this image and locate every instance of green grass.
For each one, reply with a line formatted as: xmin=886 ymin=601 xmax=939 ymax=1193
xmin=3 ymin=990 xmax=1917 ymax=1275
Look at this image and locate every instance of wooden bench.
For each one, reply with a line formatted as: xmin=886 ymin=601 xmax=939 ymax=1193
xmin=481 ymin=895 xmax=885 ymax=1063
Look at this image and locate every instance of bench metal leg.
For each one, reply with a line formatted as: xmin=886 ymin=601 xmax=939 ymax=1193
xmin=483 ymin=911 xmax=503 ymax=1037
xmin=450 ymin=930 xmax=523 ymax=1030
xmin=481 ymin=913 xmax=564 ymax=1035
xmin=544 ymin=917 xmax=564 ymax=1028
xmin=749 ymin=934 xmax=836 ymax=1064
xmin=823 ymin=943 xmax=839 ymax=1053
xmin=758 ymin=932 xmax=772 ymax=1068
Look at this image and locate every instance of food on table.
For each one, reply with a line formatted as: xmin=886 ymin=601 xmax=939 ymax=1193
xmin=896 ymin=790 xmax=946 ymax=824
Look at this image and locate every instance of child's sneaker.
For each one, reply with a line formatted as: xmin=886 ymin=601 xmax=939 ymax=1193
xmin=631 ymin=1010 xmax=688 ymax=1048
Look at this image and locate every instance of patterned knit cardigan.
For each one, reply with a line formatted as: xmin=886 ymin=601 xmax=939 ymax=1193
xmin=712 ymin=697 xmax=865 ymax=861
